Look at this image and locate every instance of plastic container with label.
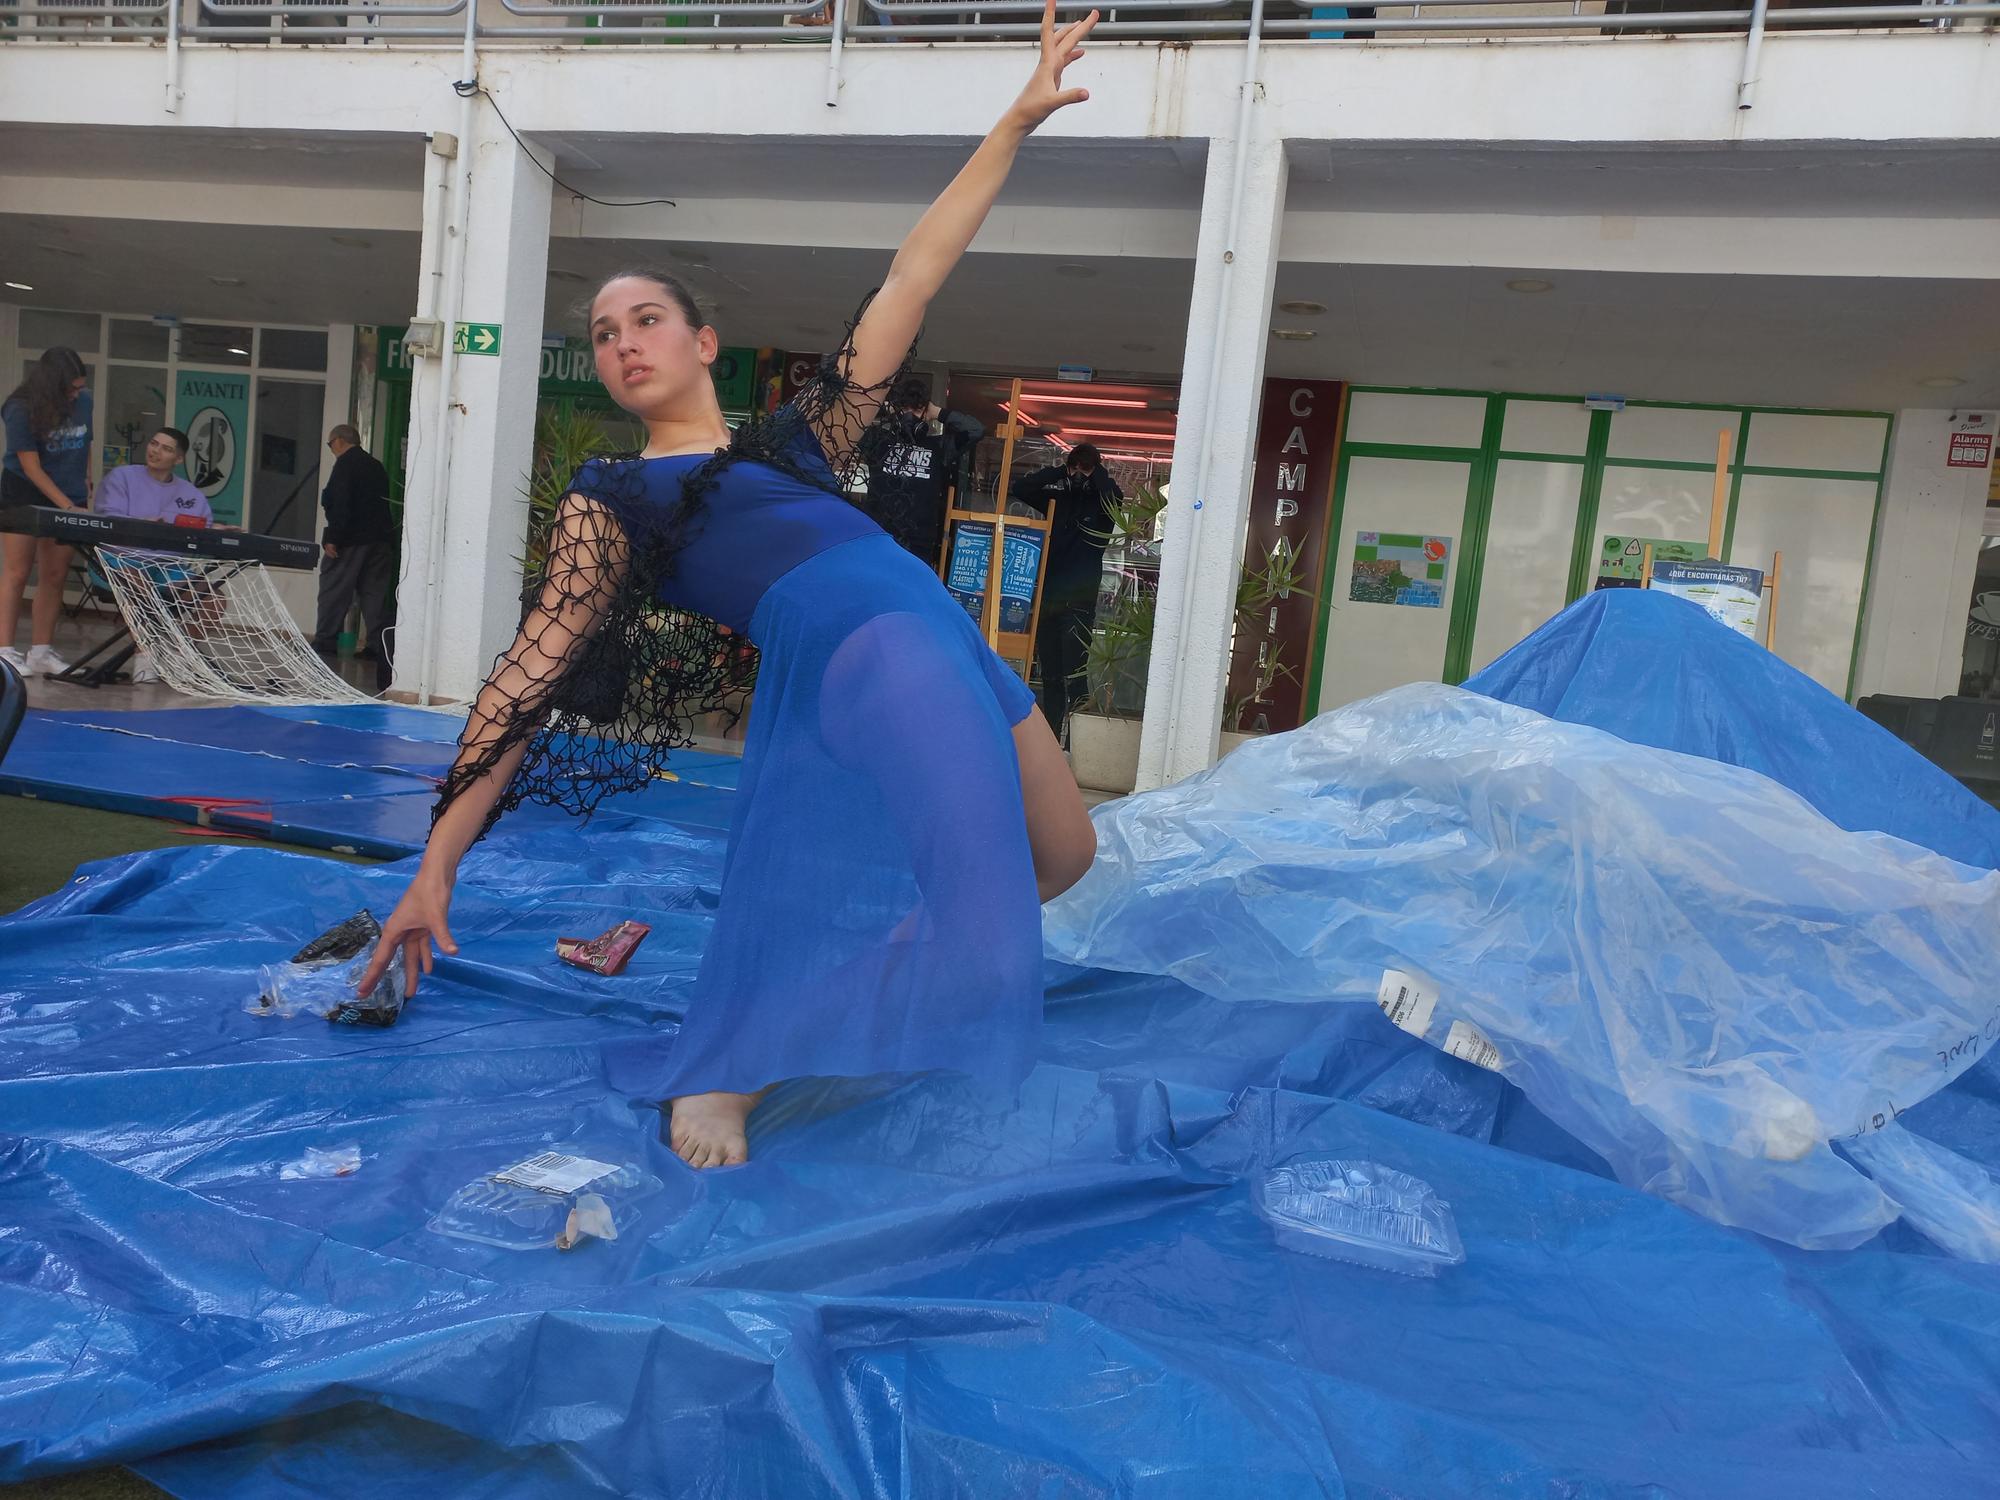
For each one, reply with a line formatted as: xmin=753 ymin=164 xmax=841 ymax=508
xmin=428 ymin=1151 xmax=665 ymax=1251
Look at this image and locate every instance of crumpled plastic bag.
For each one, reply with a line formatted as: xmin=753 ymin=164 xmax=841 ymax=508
xmin=1044 ymin=683 xmax=2000 ymax=1257
xmin=250 ymin=911 xmax=406 ymax=1027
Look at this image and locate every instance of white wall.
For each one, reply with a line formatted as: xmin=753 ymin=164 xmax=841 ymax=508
xmin=6 ymin=33 xmax=2000 ymax=149
xmin=1855 ymin=410 xmax=1997 ymax=700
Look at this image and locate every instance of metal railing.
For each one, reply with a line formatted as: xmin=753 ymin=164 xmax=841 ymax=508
xmin=1 ymin=0 xmax=1993 ymax=44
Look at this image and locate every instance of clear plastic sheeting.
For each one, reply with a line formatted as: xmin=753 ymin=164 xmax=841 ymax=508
xmin=1046 ymin=684 xmax=2000 ymax=1257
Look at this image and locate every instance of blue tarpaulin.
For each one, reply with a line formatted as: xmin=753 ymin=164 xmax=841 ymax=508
xmin=1467 ymin=588 xmax=2000 ymax=868
xmin=0 ymin=705 xmax=741 ymax=855
xmin=2 ymin=630 xmax=1999 ymax=1494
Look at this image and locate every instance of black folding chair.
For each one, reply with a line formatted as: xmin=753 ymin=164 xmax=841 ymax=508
xmin=63 ymin=551 xmax=119 ymax=623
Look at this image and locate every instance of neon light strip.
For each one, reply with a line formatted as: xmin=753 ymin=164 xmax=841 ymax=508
xmin=1015 ymin=393 xmax=1151 ymax=409
xmin=1057 ymin=427 xmax=1177 ymax=443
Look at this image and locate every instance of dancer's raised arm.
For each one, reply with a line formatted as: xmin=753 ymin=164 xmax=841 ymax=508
xmin=826 ymin=0 xmax=1097 ymax=434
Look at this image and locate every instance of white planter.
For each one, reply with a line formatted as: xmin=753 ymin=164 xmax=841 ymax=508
xmin=1068 ymin=712 xmax=1142 ymax=795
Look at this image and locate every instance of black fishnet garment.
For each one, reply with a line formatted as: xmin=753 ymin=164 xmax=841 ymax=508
xmin=431 ymin=301 xmax=915 ymax=842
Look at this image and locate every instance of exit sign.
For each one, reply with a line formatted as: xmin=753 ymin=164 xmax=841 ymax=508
xmin=454 ymin=322 xmax=502 ymax=356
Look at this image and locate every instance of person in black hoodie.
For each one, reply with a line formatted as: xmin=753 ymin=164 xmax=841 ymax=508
xmin=312 ymin=423 xmax=397 ymax=687
xmin=857 ymin=375 xmax=985 ymax=566
xmin=1010 ymin=442 xmax=1121 ymax=742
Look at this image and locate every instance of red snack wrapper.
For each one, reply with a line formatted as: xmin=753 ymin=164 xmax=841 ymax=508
xmin=555 ymin=920 xmax=652 ymax=976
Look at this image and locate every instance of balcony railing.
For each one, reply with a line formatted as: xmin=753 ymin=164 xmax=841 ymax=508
xmin=0 ymin=0 xmax=1992 ymax=46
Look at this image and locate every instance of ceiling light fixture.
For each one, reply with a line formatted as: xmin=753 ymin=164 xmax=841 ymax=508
xmin=1506 ymin=278 xmax=1554 ymax=294
xmin=1277 ymin=299 xmax=1327 ymax=316
xmin=1270 ymin=328 xmax=1317 ymax=341
xmin=3 ymin=281 xmax=30 ymax=291
xmin=227 ymin=347 xmax=250 ymax=356
xmin=1919 ymin=375 xmax=1967 ymax=389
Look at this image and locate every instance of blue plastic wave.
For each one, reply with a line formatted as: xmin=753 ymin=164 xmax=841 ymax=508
xmin=1467 ymin=588 xmax=2000 ymax=868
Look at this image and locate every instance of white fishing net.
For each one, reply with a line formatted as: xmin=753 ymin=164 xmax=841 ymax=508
xmin=95 ymin=546 xmax=374 ymax=706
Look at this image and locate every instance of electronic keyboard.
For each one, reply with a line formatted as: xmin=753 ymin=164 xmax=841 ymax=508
xmin=0 ymin=504 xmax=320 ymax=570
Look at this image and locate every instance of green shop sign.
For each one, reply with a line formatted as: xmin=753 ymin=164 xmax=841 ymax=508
xmin=375 ymin=326 xmax=757 ymax=410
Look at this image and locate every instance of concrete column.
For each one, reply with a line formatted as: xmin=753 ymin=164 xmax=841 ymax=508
xmin=395 ymin=108 xmax=553 ymax=704
xmin=1855 ymin=409 xmax=1996 ymax=700
xmin=1134 ymin=133 xmax=1288 ymax=792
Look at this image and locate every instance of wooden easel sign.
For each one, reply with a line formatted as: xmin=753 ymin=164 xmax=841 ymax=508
xmin=936 ymin=375 xmax=1055 ymax=675
xmin=940 ymin=512 xmax=1054 ymax=667
xmin=1636 ymin=429 xmax=1784 ymax=650
xmin=943 ymin=517 xmax=997 ymax=626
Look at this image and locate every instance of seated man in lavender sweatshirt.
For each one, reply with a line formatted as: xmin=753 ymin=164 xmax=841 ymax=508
xmin=94 ymin=426 xmax=225 ymax=683
xmin=96 ymin=426 xmax=214 ymax=526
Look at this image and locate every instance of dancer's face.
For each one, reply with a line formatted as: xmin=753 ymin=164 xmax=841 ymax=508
xmin=590 ymin=277 xmax=717 ymax=417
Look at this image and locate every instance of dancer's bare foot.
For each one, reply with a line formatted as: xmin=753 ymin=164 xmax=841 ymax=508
xmin=668 ymin=1086 xmax=775 ymax=1169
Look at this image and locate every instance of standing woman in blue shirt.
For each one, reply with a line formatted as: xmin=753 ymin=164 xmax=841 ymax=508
xmin=0 ymin=347 xmax=94 ymax=677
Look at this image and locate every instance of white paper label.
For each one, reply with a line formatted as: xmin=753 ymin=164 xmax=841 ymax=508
xmin=491 ymin=1151 xmax=618 ymax=1196
xmin=1444 ymin=1020 xmax=1503 ymax=1072
xmin=1377 ymin=969 xmax=1438 ymax=1038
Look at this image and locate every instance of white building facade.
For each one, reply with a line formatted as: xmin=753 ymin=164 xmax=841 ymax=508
xmin=3 ymin=10 xmax=1996 ymax=786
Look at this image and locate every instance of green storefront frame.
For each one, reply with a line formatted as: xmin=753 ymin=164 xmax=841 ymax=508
xmin=1303 ymin=387 xmax=1893 ymax=717
xmin=367 ymin=326 xmax=761 ymax=514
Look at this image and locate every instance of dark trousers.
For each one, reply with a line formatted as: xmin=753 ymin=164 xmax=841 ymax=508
xmin=313 ymin=542 xmax=396 ymax=673
xmin=1034 ymin=579 xmax=1096 ymax=743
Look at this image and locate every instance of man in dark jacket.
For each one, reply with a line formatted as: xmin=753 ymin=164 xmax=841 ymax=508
xmin=858 ymin=376 xmax=985 ymax=567
xmin=1010 ymin=443 xmax=1122 ymax=742
xmin=312 ymin=424 xmax=397 ymax=689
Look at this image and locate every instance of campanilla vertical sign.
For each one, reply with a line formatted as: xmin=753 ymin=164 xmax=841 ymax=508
xmin=1224 ymin=378 xmax=1343 ymax=733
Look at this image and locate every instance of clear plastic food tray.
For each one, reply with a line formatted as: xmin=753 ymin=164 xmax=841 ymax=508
xmin=1253 ymin=1157 xmax=1465 ymax=1277
xmin=428 ymin=1151 xmax=664 ymax=1251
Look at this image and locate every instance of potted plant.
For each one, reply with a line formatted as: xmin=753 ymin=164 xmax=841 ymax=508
xmin=522 ymin=403 xmax=613 ymax=579
xmin=1067 ymin=483 xmax=1314 ymax=794
xmin=1221 ymin=534 xmax=1318 ymax=751
xmin=1067 ymin=484 xmax=1167 ymax=794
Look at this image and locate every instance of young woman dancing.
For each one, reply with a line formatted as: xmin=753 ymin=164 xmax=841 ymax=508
xmin=360 ymin=3 xmax=1102 ymax=1168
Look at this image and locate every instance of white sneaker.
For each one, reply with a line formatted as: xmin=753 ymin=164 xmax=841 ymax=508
xmin=24 ymin=645 xmax=71 ymax=678
xmin=0 ymin=646 xmax=24 ymax=676
xmin=131 ymin=651 xmax=162 ymax=684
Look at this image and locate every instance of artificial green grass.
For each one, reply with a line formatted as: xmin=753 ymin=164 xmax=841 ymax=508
xmin=2 ymin=793 xmax=375 ymax=915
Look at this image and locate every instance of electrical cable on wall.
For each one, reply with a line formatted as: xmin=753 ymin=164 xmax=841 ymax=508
xmin=454 ymin=79 xmax=678 ymax=210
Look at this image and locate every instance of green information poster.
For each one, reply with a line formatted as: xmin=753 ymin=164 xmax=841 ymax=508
xmin=175 ymin=369 xmax=251 ymax=526
xmin=1596 ymin=534 xmax=1705 ymax=589
xmin=1349 ymin=531 xmax=1450 ymax=608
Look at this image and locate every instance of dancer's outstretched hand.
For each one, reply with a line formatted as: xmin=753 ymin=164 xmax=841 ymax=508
xmin=356 ymin=871 xmax=459 ymax=998
xmin=1008 ymin=0 xmax=1098 ymax=130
